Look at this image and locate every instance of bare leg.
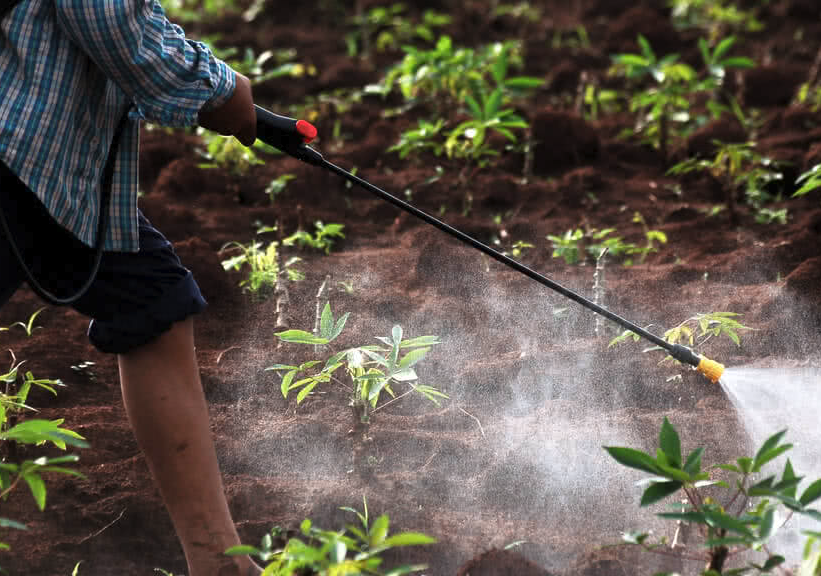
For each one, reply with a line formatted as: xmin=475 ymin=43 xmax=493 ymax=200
xmin=118 ymin=318 xmax=261 ymax=576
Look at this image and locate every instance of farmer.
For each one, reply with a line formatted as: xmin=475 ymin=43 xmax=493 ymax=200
xmin=0 ymin=2 xmax=262 ymax=575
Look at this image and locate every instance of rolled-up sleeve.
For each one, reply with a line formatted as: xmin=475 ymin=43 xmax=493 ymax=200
xmin=54 ymin=0 xmax=235 ymax=126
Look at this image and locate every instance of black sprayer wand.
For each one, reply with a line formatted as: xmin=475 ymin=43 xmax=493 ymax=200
xmin=254 ymin=106 xmax=725 ymax=384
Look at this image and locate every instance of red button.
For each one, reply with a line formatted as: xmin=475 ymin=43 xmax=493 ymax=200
xmin=296 ymin=120 xmax=317 ymax=143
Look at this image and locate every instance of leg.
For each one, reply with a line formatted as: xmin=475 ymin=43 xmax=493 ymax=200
xmin=118 ymin=317 xmax=261 ymax=576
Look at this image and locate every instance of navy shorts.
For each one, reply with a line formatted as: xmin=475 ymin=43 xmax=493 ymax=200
xmin=0 ymin=161 xmax=206 ymax=354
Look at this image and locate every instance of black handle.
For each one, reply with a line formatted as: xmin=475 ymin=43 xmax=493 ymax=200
xmin=254 ymin=105 xmax=323 ymax=166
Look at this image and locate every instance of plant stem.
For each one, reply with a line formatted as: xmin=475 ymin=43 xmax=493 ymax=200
xmin=371 ymin=388 xmax=414 ymax=413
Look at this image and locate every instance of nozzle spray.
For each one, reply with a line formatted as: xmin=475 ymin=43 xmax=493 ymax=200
xmin=669 ymin=344 xmax=724 ymax=383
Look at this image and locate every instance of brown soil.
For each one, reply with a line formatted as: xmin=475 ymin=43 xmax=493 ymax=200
xmin=2 ymin=1 xmax=821 ymax=574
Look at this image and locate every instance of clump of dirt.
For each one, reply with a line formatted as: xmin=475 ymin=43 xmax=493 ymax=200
xmin=456 ymin=548 xmax=551 ymax=576
xmin=531 ymin=109 xmax=600 ymax=175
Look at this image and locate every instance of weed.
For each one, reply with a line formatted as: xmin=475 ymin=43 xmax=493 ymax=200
xmin=269 ymin=302 xmax=446 ymax=424
xmin=605 ymin=418 xmax=821 ymax=574
xmin=283 ymin=222 xmax=345 ymax=255
xmin=226 ymin=497 xmax=435 ymax=575
xmin=0 ymin=308 xmax=45 ymax=337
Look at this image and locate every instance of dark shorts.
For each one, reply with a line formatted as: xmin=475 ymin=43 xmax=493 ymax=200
xmin=0 ymin=161 xmax=206 ymax=354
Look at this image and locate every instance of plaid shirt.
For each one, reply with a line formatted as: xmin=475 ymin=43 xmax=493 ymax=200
xmin=0 ymin=1 xmax=235 ymax=252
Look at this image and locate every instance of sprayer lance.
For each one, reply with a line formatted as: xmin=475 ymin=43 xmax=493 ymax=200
xmin=253 ymin=106 xmax=725 ymax=384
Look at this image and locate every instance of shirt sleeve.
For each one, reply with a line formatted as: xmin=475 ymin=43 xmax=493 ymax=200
xmin=54 ymin=0 xmax=236 ymax=127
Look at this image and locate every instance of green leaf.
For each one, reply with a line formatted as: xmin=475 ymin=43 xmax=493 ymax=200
xmin=762 ymin=555 xmax=785 ymax=570
xmin=331 ymin=313 xmax=351 ymax=341
xmin=801 ymin=479 xmax=821 ymax=507
xmin=755 ymin=430 xmax=787 ymax=466
xmin=720 ymin=57 xmax=755 ymax=69
xmin=23 ymin=473 xmax=46 ymax=510
xmin=275 ymin=330 xmax=329 ymax=345
xmin=504 ymin=76 xmax=544 ymax=89
xmin=381 ymin=532 xmax=437 ymax=547
xmin=660 ymin=418 xmax=682 ymax=469
xmin=658 ymin=511 xmax=707 ymax=524
xmin=225 ymin=545 xmax=261 ymax=556
xmin=281 ymin=370 xmax=296 ymax=398
xmin=703 ymin=509 xmax=755 ymax=538
xmin=713 ymin=36 xmax=736 ymax=61
xmin=641 ymin=481 xmax=682 ymax=506
xmin=398 ymin=347 xmax=430 ymax=371
xmin=684 ymin=447 xmax=704 ymax=475
xmin=759 ymin=508 xmax=775 ymax=540
xmin=604 ymin=447 xmax=661 ymax=475
xmin=320 ymin=302 xmax=333 ymax=340
xmin=369 ymin=515 xmax=390 ymax=547
xmin=296 ymin=380 xmax=318 ymax=404
xmin=753 ymin=445 xmax=793 ymax=473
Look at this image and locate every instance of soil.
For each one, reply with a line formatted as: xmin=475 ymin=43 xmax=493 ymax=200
xmin=2 ymin=1 xmax=821 ymax=575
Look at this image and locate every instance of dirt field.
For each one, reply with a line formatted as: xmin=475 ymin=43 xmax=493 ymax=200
xmin=2 ymin=0 xmax=821 ymax=574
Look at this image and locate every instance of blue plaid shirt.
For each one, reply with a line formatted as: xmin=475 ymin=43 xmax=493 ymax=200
xmin=0 ymin=1 xmax=236 ymax=252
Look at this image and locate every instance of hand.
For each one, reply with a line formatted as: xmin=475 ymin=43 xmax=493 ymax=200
xmin=198 ymin=72 xmax=257 ymax=146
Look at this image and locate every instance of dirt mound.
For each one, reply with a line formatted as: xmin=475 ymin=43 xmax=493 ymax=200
xmin=743 ymin=64 xmax=809 ymax=108
xmin=456 ymin=548 xmax=551 ymax=576
xmin=531 ymin=109 xmax=600 ymax=175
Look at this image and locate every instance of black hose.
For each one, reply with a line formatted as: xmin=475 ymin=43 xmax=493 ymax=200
xmin=0 ymin=112 xmax=129 ymax=306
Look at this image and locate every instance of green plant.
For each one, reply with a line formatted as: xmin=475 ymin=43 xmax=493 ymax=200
xmin=226 ymin=497 xmax=435 ymax=575
xmin=668 ymin=0 xmax=765 ymax=40
xmin=265 ymin=174 xmax=296 ymax=205
xmin=668 ymin=141 xmax=786 ymax=223
xmin=444 ymin=84 xmax=529 ymax=163
xmin=163 ymin=0 xmax=241 ymax=21
xmin=698 ymin=35 xmax=755 ymax=91
xmin=755 ymin=207 xmax=788 ymax=225
xmin=220 ymin=240 xmax=301 ymax=294
xmin=283 ymin=222 xmax=345 ymax=255
xmin=0 ymin=354 xmax=87 ymax=566
xmin=269 ymin=302 xmax=446 ymax=424
xmin=605 ymin=418 xmax=821 ymax=574
xmin=548 ymin=224 xmax=667 ymax=266
xmin=493 ymin=2 xmax=542 ymax=22
xmin=610 ymin=311 xmax=753 ymax=365
xmin=795 ymin=165 xmax=821 ymax=198
xmin=388 ymin=119 xmax=445 ymax=159
xmin=197 ymin=130 xmax=266 ymax=177
xmin=0 ymin=308 xmax=45 ymax=337
xmin=345 ymin=4 xmax=450 ymax=59
xmin=796 ymin=83 xmax=821 ymax=113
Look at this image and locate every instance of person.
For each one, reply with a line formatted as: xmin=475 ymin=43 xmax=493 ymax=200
xmin=0 ymin=2 xmax=262 ymax=575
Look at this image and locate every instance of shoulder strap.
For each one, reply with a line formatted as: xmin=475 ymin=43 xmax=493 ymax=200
xmin=0 ymin=0 xmax=23 ymax=20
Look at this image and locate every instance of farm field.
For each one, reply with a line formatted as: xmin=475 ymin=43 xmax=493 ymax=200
xmin=2 ymin=0 xmax=821 ymax=574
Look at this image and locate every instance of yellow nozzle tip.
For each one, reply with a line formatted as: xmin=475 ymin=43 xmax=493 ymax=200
xmin=697 ymin=356 xmax=725 ymax=383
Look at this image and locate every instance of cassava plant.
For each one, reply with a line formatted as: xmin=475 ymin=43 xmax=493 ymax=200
xmin=547 ymin=223 xmax=667 ymax=266
xmin=268 ymin=302 xmax=446 ymax=424
xmin=220 ymin=239 xmax=302 ymax=295
xmin=282 ymin=221 xmax=346 ymax=255
xmin=226 ymin=497 xmax=435 ymax=575
xmin=605 ymin=418 xmax=821 ymax=575
xmin=794 ymin=165 xmax=821 ymax=199
xmin=0 ymin=353 xmax=87 ymax=568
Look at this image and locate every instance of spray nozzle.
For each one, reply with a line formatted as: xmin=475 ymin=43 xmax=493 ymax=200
xmin=696 ymin=356 xmax=725 ymax=384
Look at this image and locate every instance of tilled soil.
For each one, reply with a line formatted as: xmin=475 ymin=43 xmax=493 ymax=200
xmin=2 ymin=1 xmax=821 ymax=574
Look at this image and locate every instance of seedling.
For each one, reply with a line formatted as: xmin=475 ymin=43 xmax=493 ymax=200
xmin=668 ymin=141 xmax=786 ymax=223
xmin=698 ymin=35 xmax=755 ymax=91
xmin=265 ymin=174 xmax=296 ymax=205
xmin=605 ymin=418 xmax=821 ymax=574
xmin=197 ymin=129 xmax=265 ymax=177
xmin=283 ymin=221 xmax=345 ymax=255
xmin=610 ymin=311 xmax=752 ymax=368
xmin=0 ymin=353 xmax=86 ymax=565
xmin=548 ymin=224 xmax=667 ymax=266
xmin=226 ymin=497 xmax=435 ymax=575
xmin=269 ymin=302 xmax=446 ymax=424
xmin=0 ymin=308 xmax=45 ymax=337
xmin=388 ymin=118 xmax=445 ymax=159
xmin=345 ymin=4 xmax=450 ymax=59
xmin=220 ymin=240 xmax=301 ymax=294
xmin=668 ymin=0 xmax=764 ymax=39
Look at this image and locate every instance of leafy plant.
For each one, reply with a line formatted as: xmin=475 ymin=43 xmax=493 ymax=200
xmin=388 ymin=119 xmax=445 ymax=159
xmin=0 ymin=308 xmax=45 ymax=337
xmin=220 ymin=240 xmax=301 ymax=294
xmin=547 ymin=228 xmax=585 ymax=265
xmin=668 ymin=141 xmax=786 ymax=223
xmin=269 ymin=302 xmax=446 ymax=424
xmin=226 ymin=497 xmax=435 ymax=575
xmin=265 ymin=174 xmax=296 ymax=205
xmin=0 ymin=354 xmax=87 ymax=567
xmin=345 ymin=4 xmax=451 ymax=59
xmin=668 ymin=0 xmax=765 ymax=39
xmin=444 ymin=84 xmax=529 ymax=163
xmin=197 ymin=130 xmax=266 ymax=177
xmin=610 ymin=311 xmax=753 ymax=365
xmin=698 ymin=35 xmax=755 ymax=91
xmin=548 ymin=223 xmax=667 ymax=266
xmin=605 ymin=418 xmax=821 ymax=574
xmin=796 ymin=83 xmax=821 ymax=113
xmin=283 ymin=221 xmax=345 ymax=255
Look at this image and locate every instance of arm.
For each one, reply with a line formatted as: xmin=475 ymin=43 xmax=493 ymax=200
xmin=54 ymin=0 xmax=255 ymax=143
